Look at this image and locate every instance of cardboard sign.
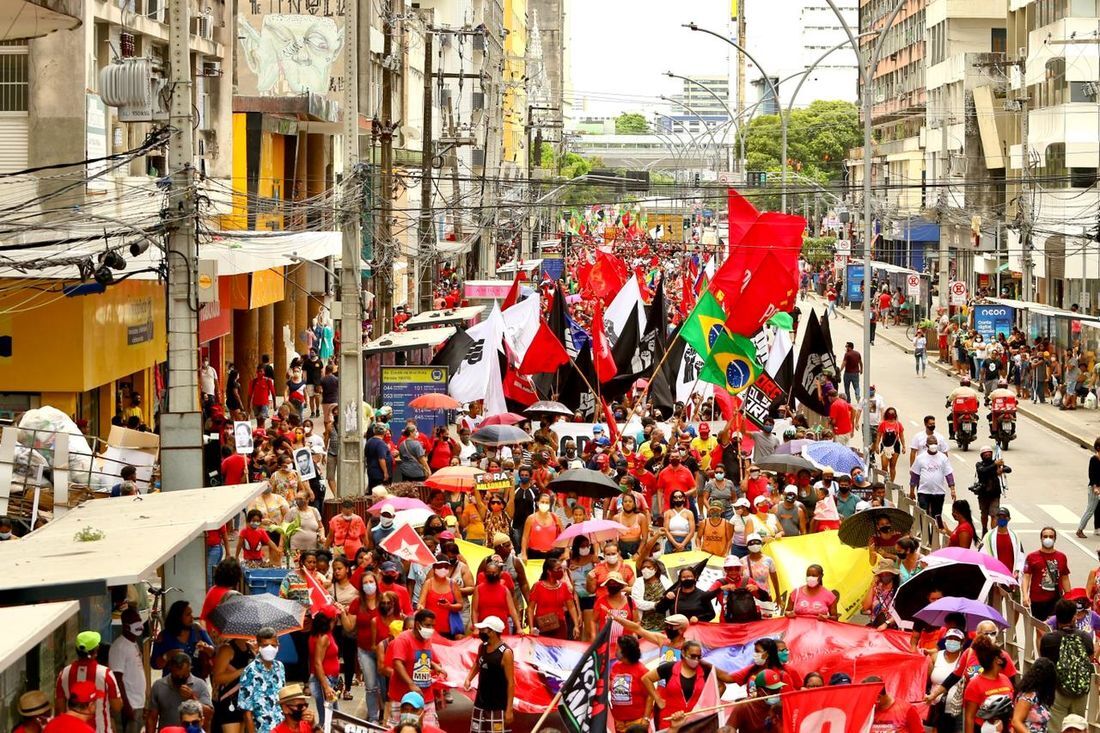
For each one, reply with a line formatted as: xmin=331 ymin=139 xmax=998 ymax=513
xmin=475 ymin=471 xmax=513 ymax=491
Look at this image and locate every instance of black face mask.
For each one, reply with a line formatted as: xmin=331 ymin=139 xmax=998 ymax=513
xmin=486 ymin=574 xmax=500 ymax=583
xmin=666 ymin=627 xmax=681 ymax=641
xmin=478 ymin=631 xmax=491 ymax=643
xmin=379 ymin=604 xmax=393 ymax=614
xmin=171 ymin=675 xmax=189 ymax=687
xmin=286 ymin=709 xmax=305 ymax=722
xmin=382 ymin=574 xmax=397 ymax=584
xmin=680 ymin=579 xmax=696 ymax=590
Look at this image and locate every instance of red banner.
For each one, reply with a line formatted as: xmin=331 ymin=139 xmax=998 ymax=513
xmin=783 ymin=682 xmax=882 ymax=733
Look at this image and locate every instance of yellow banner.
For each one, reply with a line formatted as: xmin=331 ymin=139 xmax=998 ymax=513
xmin=763 ymin=531 xmax=872 ymax=621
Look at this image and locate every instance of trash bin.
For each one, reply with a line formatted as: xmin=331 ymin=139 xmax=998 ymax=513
xmin=243 ymin=567 xmax=288 ymax=596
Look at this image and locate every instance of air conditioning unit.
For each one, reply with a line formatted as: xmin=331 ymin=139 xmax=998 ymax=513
xmin=200 ymin=60 xmax=222 ymax=77
xmin=472 ymin=91 xmax=485 ymax=108
xmin=192 ymin=14 xmax=213 ymax=40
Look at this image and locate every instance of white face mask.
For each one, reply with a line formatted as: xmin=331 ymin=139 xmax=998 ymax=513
xmin=128 ymin=622 xmax=145 ymax=636
xmin=641 ymin=567 xmax=656 ymax=580
xmin=363 ymin=582 xmax=377 ymax=596
xmin=380 ymin=517 xmax=394 ymax=528
xmin=259 ymin=645 xmax=279 ymax=662
xmin=538 ymin=502 xmax=551 ymax=513
xmin=419 ymin=627 xmax=435 ymax=640
xmin=683 ymin=657 xmax=700 ymax=669
xmin=1042 ymin=537 xmax=1055 ymax=549
xmin=748 ymin=543 xmax=763 ymax=553
xmin=927 ymin=445 xmax=939 ymax=454
xmin=434 ymin=567 xmax=449 ymax=578
xmin=715 ymin=472 xmax=725 ymax=480
xmin=579 ymin=546 xmax=591 ymax=556
xmin=752 ymin=652 xmax=766 ymax=666
xmin=605 ymin=554 xmax=619 ymax=565
xmin=805 ymin=576 xmax=820 ymax=588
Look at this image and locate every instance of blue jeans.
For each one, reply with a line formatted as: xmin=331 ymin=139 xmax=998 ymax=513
xmin=310 ymin=675 xmax=339 ymax=728
xmin=915 ymin=351 xmax=927 ymax=375
xmin=356 ymin=648 xmax=382 ymax=722
xmin=843 ymin=372 xmax=860 ymax=402
xmin=206 ymin=544 xmax=223 ymax=588
xmin=1077 ymin=488 xmax=1100 ymax=532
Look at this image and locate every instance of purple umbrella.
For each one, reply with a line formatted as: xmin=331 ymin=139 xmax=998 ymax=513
xmin=913 ymin=596 xmax=1008 ymax=631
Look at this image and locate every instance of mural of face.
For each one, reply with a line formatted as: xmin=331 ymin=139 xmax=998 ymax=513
xmin=239 ymin=14 xmax=344 ymax=94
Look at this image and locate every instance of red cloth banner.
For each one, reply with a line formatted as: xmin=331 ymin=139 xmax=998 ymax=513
xmin=782 ymin=682 xmax=882 ymax=733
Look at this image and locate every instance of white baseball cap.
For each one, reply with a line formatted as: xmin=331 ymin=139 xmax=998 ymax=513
xmin=723 ymin=555 xmax=741 ymax=568
xmin=474 ymin=616 xmax=505 ymax=633
xmin=746 ymin=532 xmax=763 ymax=545
xmin=380 ymin=503 xmax=396 ymax=518
xmin=733 ymin=497 xmax=751 ymax=509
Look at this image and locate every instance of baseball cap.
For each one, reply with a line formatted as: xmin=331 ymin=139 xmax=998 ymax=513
xmin=783 ymin=485 xmax=798 ymax=496
xmin=595 ymin=436 xmax=611 ymax=446
xmin=979 ymin=445 xmax=993 ymax=454
xmin=664 ymin=614 xmax=690 ymax=627
xmin=474 ymin=616 xmax=505 ymax=633
xmin=828 ymin=672 xmax=852 ymax=685
xmin=1061 ymin=715 xmax=1087 ymax=732
xmin=822 ymin=467 xmax=834 ymax=476
xmin=753 ymin=495 xmax=769 ymax=506
xmin=492 ymin=532 xmax=512 ymax=546
xmin=733 ymin=497 xmax=751 ymax=509
xmin=755 ymin=669 xmax=786 ymax=690
xmin=438 ymin=530 xmax=456 ymax=541
xmin=746 ymin=532 xmax=763 ymax=545
xmin=380 ymin=560 xmax=399 ymax=573
xmin=400 ymin=692 xmax=426 ymax=710
xmin=592 ymin=425 xmax=604 ymax=434
xmin=69 ymin=681 xmax=100 ymax=705
xmin=723 ymin=555 xmax=742 ymax=568
xmin=380 ymin=503 xmax=396 ymax=517
xmin=371 ymin=486 xmax=390 ymax=498
xmin=75 ymin=631 xmax=101 ymax=653
xmin=444 ymin=515 xmax=459 ymax=527
xmin=944 ymin=628 xmax=966 ymax=640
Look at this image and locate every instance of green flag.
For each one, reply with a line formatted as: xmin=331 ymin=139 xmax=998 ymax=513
xmin=679 ymin=290 xmax=728 ymax=357
xmin=699 ymin=330 xmax=762 ymax=395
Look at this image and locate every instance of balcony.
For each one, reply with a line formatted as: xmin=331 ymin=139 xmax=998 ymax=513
xmin=2 ymin=0 xmax=80 ymax=41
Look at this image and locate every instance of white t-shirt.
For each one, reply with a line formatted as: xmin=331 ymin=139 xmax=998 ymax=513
xmin=859 ymin=395 xmax=886 ymax=427
xmin=199 ymin=365 xmax=218 ymax=396
xmin=909 ymin=430 xmax=949 ymax=456
xmin=107 ymin=636 xmax=145 ymax=708
xmin=911 ymin=451 xmax=954 ymax=495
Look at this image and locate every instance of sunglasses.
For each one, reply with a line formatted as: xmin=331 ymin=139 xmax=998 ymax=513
xmin=877 ymin=526 xmax=893 ymax=533
xmin=684 ymin=653 xmax=703 ymax=660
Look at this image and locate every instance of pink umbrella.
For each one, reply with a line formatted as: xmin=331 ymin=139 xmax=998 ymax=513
xmin=553 ymin=519 xmax=628 ymax=547
xmin=922 ymin=547 xmax=1017 ymax=586
xmin=366 ymin=496 xmax=431 ymax=514
xmin=480 ymin=412 xmax=527 ymax=426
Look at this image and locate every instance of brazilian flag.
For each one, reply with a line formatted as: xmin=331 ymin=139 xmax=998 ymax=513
xmin=680 ymin=290 xmax=728 ymax=357
xmin=699 ymin=330 xmax=762 ymax=395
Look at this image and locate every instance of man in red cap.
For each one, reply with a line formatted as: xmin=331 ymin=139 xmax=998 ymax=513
xmin=45 ymin=682 xmax=98 ymax=733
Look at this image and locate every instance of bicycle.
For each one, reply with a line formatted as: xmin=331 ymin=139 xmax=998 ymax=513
xmin=145 ymin=583 xmax=180 ymax=641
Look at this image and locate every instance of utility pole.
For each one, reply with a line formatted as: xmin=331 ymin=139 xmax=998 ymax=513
xmin=937 ymin=115 xmax=950 ymax=310
xmin=1018 ymin=56 xmax=1034 ymax=302
xmin=418 ymin=19 xmax=435 ymax=313
xmin=376 ymin=11 xmax=395 ymax=332
xmin=162 ymin=0 xmax=204 ymax=602
xmin=736 ymin=4 xmax=746 ymax=173
xmin=337 ymin=0 xmax=364 ymax=499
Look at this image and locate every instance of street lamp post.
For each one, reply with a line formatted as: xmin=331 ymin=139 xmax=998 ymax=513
xmin=659 ymin=96 xmax=724 ymax=170
xmin=652 ymin=113 xmax=709 ymax=174
xmin=823 ymin=0 xmax=910 ymax=451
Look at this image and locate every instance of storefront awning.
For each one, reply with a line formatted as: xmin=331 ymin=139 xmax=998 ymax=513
xmin=0 ymin=483 xmax=265 ymax=603
xmin=403 ymin=306 xmax=485 ymax=330
xmin=986 ymin=297 xmax=1100 ymax=324
xmin=0 ymin=601 xmax=79 ymax=671
xmin=887 ymin=218 xmax=940 ymax=243
xmin=850 ymin=259 xmax=928 ymax=277
xmin=363 ymin=327 xmax=456 ymax=355
xmin=496 ymin=259 xmax=543 ymax=274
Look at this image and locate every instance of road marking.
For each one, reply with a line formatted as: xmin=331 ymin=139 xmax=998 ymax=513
xmin=1038 ymin=504 xmax=1081 ymax=526
xmin=1001 ymin=504 xmax=1032 ymax=525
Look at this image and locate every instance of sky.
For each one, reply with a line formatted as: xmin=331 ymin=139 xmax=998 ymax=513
xmin=564 ymin=0 xmax=733 ymax=119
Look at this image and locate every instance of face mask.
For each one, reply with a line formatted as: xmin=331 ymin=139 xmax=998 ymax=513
xmin=997 ymin=518 xmax=1009 ymax=528
xmin=434 ymin=568 xmax=450 ymax=578
xmin=1042 ymin=537 xmax=1055 ymax=549
xmin=680 ymin=579 xmax=696 ymax=590
xmin=715 ymin=472 xmax=725 ymax=480
xmin=666 ymin=627 xmax=681 ymax=641
xmin=250 ymin=522 xmax=261 ymax=530
xmin=669 ymin=457 xmax=681 ymax=465
xmin=927 ymin=445 xmax=939 ymax=454
xmin=185 ymin=723 xmax=202 ymax=733
xmin=520 ymin=476 xmax=531 ymax=484
xmin=641 ymin=567 xmax=656 ymax=580
xmin=752 ymin=652 xmax=766 ymax=666
xmin=478 ymin=631 xmax=491 ymax=643
xmin=171 ymin=676 xmax=189 ymax=687
xmin=286 ymin=709 xmax=305 ymax=722
xmin=671 ymin=499 xmax=685 ymax=507
xmin=538 ymin=502 xmax=551 ymax=512
xmin=605 ymin=553 xmax=619 ymax=565
xmin=683 ymin=657 xmax=699 ymax=669
xmin=579 ymin=546 xmax=591 ymax=556
xmin=128 ymin=622 xmax=145 ymax=636
xmin=765 ymin=695 xmax=781 ymax=707
xmin=418 ymin=627 xmax=435 ymax=641
xmin=363 ymin=582 xmax=377 ymax=596
xmin=380 ymin=517 xmax=393 ymax=528
xmin=748 ymin=543 xmax=763 ymax=553
xmin=487 ymin=573 xmax=501 ymax=583
xmin=805 ymin=577 xmax=819 ymax=588
xmin=382 ymin=574 xmax=397 ymax=584
xmin=757 ymin=504 xmax=771 ymax=513
xmin=784 ymin=496 xmax=795 ymax=504
xmin=379 ymin=604 xmax=393 ymax=614
xmin=944 ymin=639 xmax=963 ymax=653
xmin=750 ymin=472 xmax=760 ymax=479
xmin=763 ymin=425 xmax=773 ymax=433
xmin=259 ymin=645 xmax=279 ymax=662
xmin=606 ymin=584 xmax=623 ymax=595
xmin=778 ymin=650 xmax=790 ymax=664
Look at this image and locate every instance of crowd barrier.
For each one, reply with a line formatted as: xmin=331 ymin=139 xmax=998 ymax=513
xmin=877 ymin=472 xmax=1100 ymax=732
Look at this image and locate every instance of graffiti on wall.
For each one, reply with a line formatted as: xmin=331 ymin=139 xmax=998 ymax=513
xmin=238 ymin=14 xmax=344 ymax=95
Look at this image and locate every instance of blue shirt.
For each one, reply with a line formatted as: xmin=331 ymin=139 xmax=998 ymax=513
xmin=365 ymin=437 xmax=393 ymax=482
xmin=237 ymin=658 xmax=286 ymax=733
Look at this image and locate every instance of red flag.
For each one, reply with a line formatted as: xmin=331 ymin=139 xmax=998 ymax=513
xmin=518 ymin=321 xmax=570 ymax=374
xmin=782 ymin=682 xmax=883 ymax=733
xmin=501 ymin=271 xmax=522 ymax=310
xmin=634 ymin=266 xmax=652 ymax=302
xmin=582 ymin=250 xmax=628 ymax=305
xmin=503 ymin=365 xmax=539 ymax=406
xmin=380 ymin=522 xmax=436 ymax=565
xmin=591 ymin=301 xmax=617 ymax=383
xmin=713 ymin=390 xmax=736 ymax=420
xmin=303 ymin=570 xmax=332 ymax=614
xmin=600 ymin=398 xmax=619 ymax=445
xmin=721 ymin=252 xmax=800 ymax=336
xmin=716 ymin=189 xmax=805 ymax=304
xmin=680 ymin=270 xmax=696 ymax=318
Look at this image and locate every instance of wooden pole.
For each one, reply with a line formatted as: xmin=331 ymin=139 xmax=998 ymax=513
xmin=609 ymin=331 xmax=683 ymax=448
xmin=529 ymin=690 xmax=563 ymax=733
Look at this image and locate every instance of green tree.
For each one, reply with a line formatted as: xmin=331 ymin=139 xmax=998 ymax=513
xmin=802 ymin=235 xmax=836 ymax=267
xmin=745 ymin=100 xmax=860 ymax=184
xmin=615 ymin=112 xmax=649 ymax=135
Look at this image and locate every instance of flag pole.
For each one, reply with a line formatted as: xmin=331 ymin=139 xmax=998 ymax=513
xmin=610 ymin=331 xmax=682 ymax=448
xmin=567 ymin=355 xmax=601 ymax=415
xmin=529 ymin=691 xmax=563 ymax=733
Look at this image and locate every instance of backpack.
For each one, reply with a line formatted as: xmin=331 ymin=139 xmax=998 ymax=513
xmin=1055 ymin=631 xmax=1093 ymax=696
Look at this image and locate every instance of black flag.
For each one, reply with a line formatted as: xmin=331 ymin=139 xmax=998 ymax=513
xmin=792 ymin=310 xmax=836 ymax=416
xmin=640 ymin=279 xmax=668 ymax=374
xmin=647 ymin=324 xmax=683 ymax=417
xmin=534 ymin=285 xmax=572 ymax=398
xmin=557 ymin=343 xmax=597 ymax=417
xmin=430 ymin=328 xmax=474 ymax=377
xmin=558 ymin=619 xmax=614 ymax=733
xmin=601 ymin=304 xmax=643 ymax=404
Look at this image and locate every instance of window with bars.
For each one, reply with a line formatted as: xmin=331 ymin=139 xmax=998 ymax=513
xmin=0 ymin=42 xmax=27 ymax=113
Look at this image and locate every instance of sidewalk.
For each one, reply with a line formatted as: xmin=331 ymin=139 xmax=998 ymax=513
xmin=813 ymin=295 xmax=1099 ymax=450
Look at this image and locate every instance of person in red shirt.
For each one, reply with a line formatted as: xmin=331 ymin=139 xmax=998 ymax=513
xmin=377 ymin=561 xmax=415 ymax=616
xmin=864 ymin=675 xmax=923 ymax=732
xmin=326 ymin=502 xmax=368 ymax=559
xmin=248 ymin=367 xmax=276 ymax=421
xmin=959 ymin=639 xmax=1014 ymax=733
xmin=55 ymin=632 xmax=121 ymax=733
xmin=525 ymin=558 xmax=579 ymax=639
xmin=609 ymin=635 xmax=652 ymax=732
xmin=14 ymin=690 xmax=52 ymax=733
xmin=655 ymin=455 xmax=695 ymax=514
xmin=471 ymin=559 xmax=523 ymax=634
xmin=1022 ymin=527 xmax=1072 ymax=620
xmin=827 ymin=390 xmax=855 ymax=443
xmin=199 ymin=558 xmax=241 ymax=626
xmin=45 ymin=682 xmax=98 ymax=733
xmin=271 ymin=684 xmax=314 ymax=733
xmin=386 ymin=610 xmax=445 ymax=726
xmin=425 ymin=427 xmax=457 ymax=472
xmin=235 ymin=509 xmax=281 ymax=565
xmin=220 ymin=446 xmax=247 ymax=485
xmin=741 ymin=465 xmax=771 ymax=505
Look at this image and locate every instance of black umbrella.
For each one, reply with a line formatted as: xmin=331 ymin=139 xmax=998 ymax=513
xmin=471 ymin=424 xmax=533 ymax=446
xmin=837 ymin=507 xmax=915 ymax=548
xmin=892 ymin=563 xmax=991 ymax=620
xmin=524 ymin=400 xmax=573 ymax=417
xmin=549 ymin=468 xmax=622 ymax=499
xmin=755 ymin=454 xmax=816 ymax=473
xmin=207 ymin=593 xmax=306 ymax=638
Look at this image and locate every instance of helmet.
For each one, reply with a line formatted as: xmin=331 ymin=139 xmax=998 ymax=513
xmin=960 ymin=377 xmax=971 ymax=386
xmin=976 ymin=694 xmax=1014 ymax=721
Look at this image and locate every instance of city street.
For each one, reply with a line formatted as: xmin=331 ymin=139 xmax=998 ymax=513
xmin=817 ymin=298 xmax=1100 ymax=574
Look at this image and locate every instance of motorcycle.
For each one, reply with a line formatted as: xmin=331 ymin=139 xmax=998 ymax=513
xmin=988 ymin=395 xmax=1018 ymax=451
xmin=949 ymin=395 xmax=980 ymax=451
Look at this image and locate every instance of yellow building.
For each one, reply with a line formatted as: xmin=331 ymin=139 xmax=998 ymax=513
xmin=503 ymin=0 xmax=528 ymax=168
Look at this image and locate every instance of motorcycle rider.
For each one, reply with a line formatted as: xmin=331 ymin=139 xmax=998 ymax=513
xmin=985 ymin=379 xmax=1017 ymax=436
xmin=945 ymin=377 xmax=982 ymax=440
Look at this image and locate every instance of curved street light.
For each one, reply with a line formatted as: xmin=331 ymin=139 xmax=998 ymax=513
xmin=658 ymin=95 xmax=724 ymax=170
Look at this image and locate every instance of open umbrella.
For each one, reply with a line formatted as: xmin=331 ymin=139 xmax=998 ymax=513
xmin=554 ymin=519 xmax=627 ymax=547
xmin=207 ymin=593 xmax=306 ymax=638
xmin=366 ymin=496 xmax=430 ymax=514
xmin=471 ymin=424 xmax=532 ymax=446
xmin=408 ymin=393 xmax=462 ymax=410
xmin=524 ymin=401 xmax=573 ymax=417
xmin=914 ymin=596 xmax=1008 ymax=631
xmin=480 ymin=412 xmax=528 ymax=427
xmin=921 ymin=547 xmax=1017 ymax=586
xmin=775 ymin=439 xmax=813 ymax=456
xmin=837 ymin=507 xmax=915 ymax=548
xmin=756 ymin=454 xmax=816 ymax=474
xmin=393 ymin=507 xmax=434 ymax=529
xmin=893 ymin=563 xmax=998 ymax=620
xmin=802 ymin=441 xmax=867 ymax=474
xmin=425 ymin=465 xmax=483 ymax=492
xmin=549 ymin=468 xmax=621 ymax=499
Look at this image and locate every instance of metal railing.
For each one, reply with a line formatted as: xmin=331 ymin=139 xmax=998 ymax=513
xmin=878 ymin=470 xmax=1100 ymax=732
